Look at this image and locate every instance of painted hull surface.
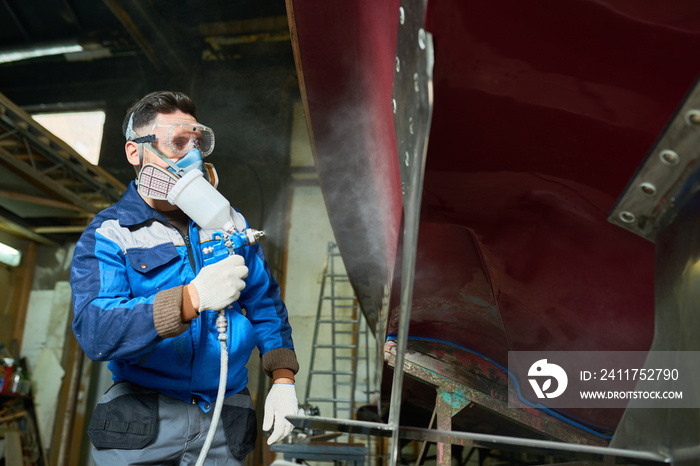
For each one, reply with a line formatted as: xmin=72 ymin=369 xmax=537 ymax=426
xmin=287 ymin=0 xmax=403 ymax=336
xmin=288 ymin=0 xmax=700 ymax=437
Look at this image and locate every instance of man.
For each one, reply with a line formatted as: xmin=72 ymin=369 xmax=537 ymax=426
xmin=71 ymin=90 xmax=299 ymax=465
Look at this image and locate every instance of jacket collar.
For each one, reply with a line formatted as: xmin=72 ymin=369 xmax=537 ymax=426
xmin=115 ymin=181 xmax=162 ymax=227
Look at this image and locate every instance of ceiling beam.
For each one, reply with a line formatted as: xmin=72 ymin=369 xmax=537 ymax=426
xmin=1 ymin=0 xmax=31 ymax=42
xmin=0 ymin=90 xmax=125 ymax=213
xmin=0 ymin=215 xmax=57 ymax=246
xmin=33 ymin=225 xmax=90 ymax=234
xmin=0 ymin=190 xmax=88 ymax=217
xmin=102 ymin=0 xmax=188 ymax=74
xmin=0 ymin=146 xmax=101 ymax=214
xmin=199 ymin=16 xmax=290 ymax=36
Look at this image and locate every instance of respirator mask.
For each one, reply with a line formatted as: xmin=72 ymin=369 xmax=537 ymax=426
xmin=126 ymin=113 xmax=220 ymax=196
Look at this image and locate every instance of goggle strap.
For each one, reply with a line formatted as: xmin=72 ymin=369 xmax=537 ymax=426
xmin=133 ymin=134 xmax=156 ymax=144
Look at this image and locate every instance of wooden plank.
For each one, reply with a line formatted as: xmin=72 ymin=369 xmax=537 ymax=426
xmin=0 ymin=190 xmax=87 ymax=216
xmin=0 ymin=90 xmax=126 ymax=196
xmin=0 ymin=145 xmax=100 ymax=214
xmin=2 ymin=429 xmax=24 ymax=466
xmin=12 ymin=241 xmax=37 ymax=350
xmin=51 ymin=335 xmax=85 ymax=466
xmin=199 ymin=16 xmax=289 ymax=36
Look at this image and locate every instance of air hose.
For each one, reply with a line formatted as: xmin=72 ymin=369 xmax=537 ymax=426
xmin=194 ymin=230 xmax=263 ymax=465
xmin=195 ymin=311 xmax=229 ymax=466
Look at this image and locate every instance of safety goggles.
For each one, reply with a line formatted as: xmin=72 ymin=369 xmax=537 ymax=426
xmin=134 ymin=119 xmax=215 ymax=158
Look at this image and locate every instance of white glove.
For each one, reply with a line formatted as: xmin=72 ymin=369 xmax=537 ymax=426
xmin=262 ymin=383 xmax=299 ymax=444
xmin=190 ymin=255 xmax=248 ymax=311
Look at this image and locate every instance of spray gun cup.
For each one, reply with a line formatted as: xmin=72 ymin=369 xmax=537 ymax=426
xmin=167 ymin=169 xmax=235 ymax=232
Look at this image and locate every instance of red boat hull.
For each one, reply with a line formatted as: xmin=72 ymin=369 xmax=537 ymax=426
xmin=288 ymin=0 xmax=700 ymax=437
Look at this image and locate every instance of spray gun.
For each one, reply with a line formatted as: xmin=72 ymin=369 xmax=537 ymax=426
xmin=165 ymin=167 xmax=265 ymax=263
xmin=203 ymin=228 xmax=264 ymax=267
xmin=165 ymin=168 xmax=263 ymax=465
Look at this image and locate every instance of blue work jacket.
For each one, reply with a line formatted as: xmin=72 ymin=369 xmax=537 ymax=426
xmin=71 ymin=182 xmax=294 ymax=411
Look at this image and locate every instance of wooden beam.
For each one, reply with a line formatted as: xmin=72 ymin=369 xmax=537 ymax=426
xmin=101 ymin=0 xmax=187 ymax=75
xmin=199 ymin=16 xmax=290 ymax=36
xmin=12 ymin=241 xmax=37 ymax=351
xmin=0 ymin=215 xmax=57 ymax=246
xmin=0 ymin=190 xmax=88 ymax=216
xmin=52 ymin=333 xmax=85 ymax=466
xmin=32 ymin=225 xmax=89 ymax=235
xmin=0 ymin=145 xmax=99 ymax=214
xmin=0 ymin=92 xmax=125 ymax=194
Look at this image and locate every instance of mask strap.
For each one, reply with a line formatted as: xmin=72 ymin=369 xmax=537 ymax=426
xmin=132 ymin=136 xmax=185 ymax=177
xmin=147 ymin=143 xmax=185 ymax=176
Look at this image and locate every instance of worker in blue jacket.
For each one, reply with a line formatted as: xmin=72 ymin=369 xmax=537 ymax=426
xmin=71 ymin=90 xmax=299 ymax=465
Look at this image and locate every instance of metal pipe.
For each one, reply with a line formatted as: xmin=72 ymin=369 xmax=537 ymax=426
xmin=387 ymin=0 xmax=434 ymax=463
xmin=400 ymin=426 xmax=668 ymax=465
xmin=287 ymin=415 xmax=668 ymax=464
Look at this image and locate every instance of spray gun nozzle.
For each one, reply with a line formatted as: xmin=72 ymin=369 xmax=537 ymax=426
xmin=249 ymin=229 xmax=265 ymax=243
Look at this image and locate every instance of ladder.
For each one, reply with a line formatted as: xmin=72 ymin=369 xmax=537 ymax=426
xmin=304 ymin=242 xmax=371 ymax=420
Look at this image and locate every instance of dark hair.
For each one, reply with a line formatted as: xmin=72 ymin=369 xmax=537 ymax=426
xmin=122 ymin=91 xmax=197 ymax=139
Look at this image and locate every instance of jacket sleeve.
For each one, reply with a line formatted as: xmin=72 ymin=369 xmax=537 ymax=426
xmin=71 ymin=220 xmax=163 ymax=362
xmin=238 ymin=241 xmax=298 ymax=375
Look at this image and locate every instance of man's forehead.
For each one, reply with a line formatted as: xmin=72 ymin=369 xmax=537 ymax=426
xmin=153 ymin=115 xmax=198 ymax=127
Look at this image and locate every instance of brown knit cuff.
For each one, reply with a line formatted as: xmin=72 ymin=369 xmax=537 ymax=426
xmin=272 ymin=368 xmax=295 ymax=382
xmin=262 ymin=347 xmax=299 ymax=378
xmin=153 ymin=286 xmax=191 ymax=338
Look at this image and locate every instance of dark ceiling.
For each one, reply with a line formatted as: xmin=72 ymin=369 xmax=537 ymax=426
xmin=0 ymin=0 xmax=300 ymax=267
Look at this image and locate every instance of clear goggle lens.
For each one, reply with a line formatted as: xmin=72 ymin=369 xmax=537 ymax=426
xmin=167 ymin=123 xmax=215 ymax=157
xmin=146 ymin=122 xmax=215 ymax=158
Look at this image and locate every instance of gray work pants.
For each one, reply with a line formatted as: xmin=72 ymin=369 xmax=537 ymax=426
xmin=88 ymin=382 xmax=257 ymax=465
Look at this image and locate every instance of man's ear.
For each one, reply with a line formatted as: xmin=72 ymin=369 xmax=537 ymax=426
xmin=125 ymin=141 xmax=140 ymax=167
